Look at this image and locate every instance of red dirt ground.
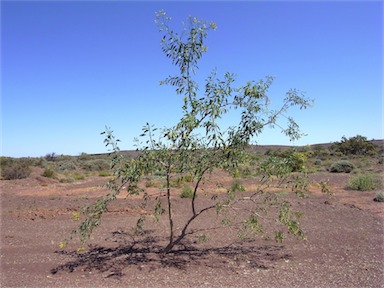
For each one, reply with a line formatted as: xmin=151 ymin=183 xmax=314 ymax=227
xmin=1 ymin=169 xmax=383 ymax=287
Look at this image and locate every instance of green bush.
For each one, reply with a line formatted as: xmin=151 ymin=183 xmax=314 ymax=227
xmin=145 ymin=179 xmax=158 ymax=188
xmin=78 ymin=152 xmax=91 ymax=161
xmin=0 ymin=157 xmax=12 ymax=169
xmin=42 ymin=167 xmax=55 ymax=178
xmin=288 ymin=152 xmax=307 ymax=172
xmin=332 ymin=135 xmax=377 ymax=156
xmin=236 ymin=165 xmax=253 ymax=178
xmin=378 ymin=154 xmax=384 ymax=165
xmin=80 ymin=159 xmax=110 ymax=172
xmin=312 ymin=145 xmax=331 ymax=159
xmin=98 ymin=171 xmax=111 ymax=177
xmin=180 ymin=185 xmax=194 ymax=198
xmin=264 ymin=150 xmax=307 ymax=173
xmin=373 ymin=192 xmax=384 ymax=202
xmin=348 ymin=174 xmax=381 ymax=191
xmin=73 ymin=172 xmax=86 ymax=180
xmin=32 ymin=157 xmax=47 ymax=168
xmin=230 ymin=179 xmax=245 ymax=192
xmin=60 ymin=172 xmax=86 ymax=183
xmin=58 ymin=160 xmax=78 ymax=171
xmin=1 ymin=160 xmax=31 ymax=180
xmin=60 ymin=177 xmax=75 ymax=183
xmin=329 ymin=160 xmax=355 ymax=173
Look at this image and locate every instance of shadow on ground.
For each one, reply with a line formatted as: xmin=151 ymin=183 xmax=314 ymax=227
xmin=51 ymin=229 xmax=291 ymax=278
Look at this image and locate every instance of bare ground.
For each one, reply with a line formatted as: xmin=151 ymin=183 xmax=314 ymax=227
xmin=1 ymin=170 xmax=383 ymax=287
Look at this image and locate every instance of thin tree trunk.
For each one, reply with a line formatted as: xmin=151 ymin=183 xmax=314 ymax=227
xmin=164 ymin=169 xmax=174 ymax=253
xmin=162 ymin=204 xmax=215 ymax=253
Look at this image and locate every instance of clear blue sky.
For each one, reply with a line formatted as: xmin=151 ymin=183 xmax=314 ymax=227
xmin=1 ymin=1 xmax=382 ymax=157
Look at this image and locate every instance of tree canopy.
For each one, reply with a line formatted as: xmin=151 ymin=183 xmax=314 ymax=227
xmin=332 ymin=135 xmax=377 ymax=156
xmin=62 ymin=10 xmax=313 ymax=253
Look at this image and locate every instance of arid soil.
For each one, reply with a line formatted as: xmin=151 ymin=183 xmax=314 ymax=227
xmin=1 ymin=169 xmax=383 ymax=287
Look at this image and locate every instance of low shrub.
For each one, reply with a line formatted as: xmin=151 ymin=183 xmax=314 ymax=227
xmin=288 ymin=152 xmax=307 ymax=172
xmin=180 ymin=185 xmax=194 ymax=198
xmin=80 ymin=159 xmax=110 ymax=172
xmin=153 ymin=170 xmax=167 ymax=177
xmin=168 ymin=175 xmax=194 ymax=188
xmin=290 ymin=173 xmax=310 ymax=198
xmin=78 ymin=152 xmax=91 ymax=161
xmin=178 ymin=174 xmax=193 ymax=183
xmin=1 ymin=160 xmax=31 ymax=180
xmin=231 ymin=165 xmax=253 ymax=178
xmin=170 ymin=177 xmax=184 ymax=188
xmin=45 ymin=152 xmax=58 ymax=162
xmin=58 ymin=160 xmax=78 ymax=171
xmin=354 ymin=157 xmax=373 ymax=170
xmin=145 ymin=179 xmax=158 ymax=188
xmin=230 ymin=179 xmax=245 ymax=192
xmin=312 ymin=146 xmax=331 ymax=160
xmin=73 ymin=173 xmax=86 ymax=181
xmin=98 ymin=171 xmax=111 ymax=177
xmin=32 ymin=157 xmax=47 ymax=168
xmin=348 ymin=174 xmax=381 ymax=191
xmin=0 ymin=156 xmax=11 ymax=167
xmin=60 ymin=177 xmax=75 ymax=183
xmin=318 ymin=180 xmax=332 ymax=195
xmin=61 ymin=172 xmax=86 ymax=182
xmin=239 ymin=166 xmax=253 ymax=178
xmin=373 ymin=192 xmax=384 ymax=202
xmin=42 ymin=167 xmax=55 ymax=178
xmin=378 ymin=154 xmax=384 ymax=165
xmin=329 ymin=160 xmax=355 ymax=173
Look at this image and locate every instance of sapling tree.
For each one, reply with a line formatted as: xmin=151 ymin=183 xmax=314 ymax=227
xmin=62 ymin=10 xmax=313 ymax=253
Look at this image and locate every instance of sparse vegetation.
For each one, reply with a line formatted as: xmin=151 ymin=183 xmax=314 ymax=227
xmin=1 ymin=158 xmax=32 ymax=180
xmin=230 ymin=179 xmax=245 ymax=192
xmin=45 ymin=152 xmax=58 ymax=162
xmin=312 ymin=145 xmax=331 ymax=160
xmin=42 ymin=167 xmax=56 ymax=178
xmin=59 ymin=177 xmax=75 ymax=183
xmin=98 ymin=171 xmax=111 ymax=177
xmin=373 ymin=192 xmax=384 ymax=202
xmin=332 ymin=135 xmax=377 ymax=156
xmin=60 ymin=172 xmax=86 ymax=183
xmin=348 ymin=173 xmax=382 ymax=191
xmin=288 ymin=151 xmax=307 ymax=172
xmin=180 ymin=185 xmax=194 ymax=198
xmin=80 ymin=159 xmax=110 ymax=172
xmin=58 ymin=160 xmax=78 ymax=171
xmin=1 ymin=10 xmax=381 ymax=265
xmin=0 ymin=139 xmax=381 ymax=184
xmin=263 ymin=149 xmax=307 ymax=173
xmin=329 ymin=160 xmax=355 ymax=173
xmin=378 ymin=154 xmax=384 ymax=164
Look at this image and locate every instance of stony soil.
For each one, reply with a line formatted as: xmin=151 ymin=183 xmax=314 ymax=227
xmin=1 ymin=170 xmax=383 ymax=287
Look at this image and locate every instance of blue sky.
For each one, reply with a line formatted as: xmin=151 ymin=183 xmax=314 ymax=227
xmin=1 ymin=1 xmax=382 ymax=157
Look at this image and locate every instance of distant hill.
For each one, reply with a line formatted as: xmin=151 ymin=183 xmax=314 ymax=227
xmin=247 ymin=139 xmax=383 ymax=154
xmin=92 ymin=139 xmax=383 ymax=157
